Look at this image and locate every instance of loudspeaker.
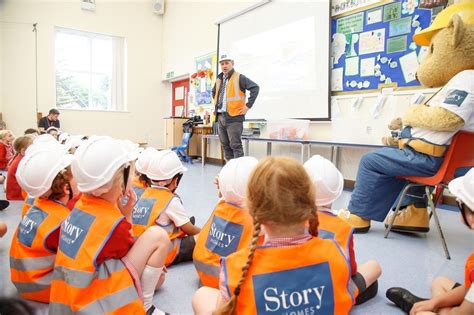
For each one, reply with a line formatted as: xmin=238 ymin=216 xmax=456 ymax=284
xmin=153 ymin=0 xmax=165 ymax=15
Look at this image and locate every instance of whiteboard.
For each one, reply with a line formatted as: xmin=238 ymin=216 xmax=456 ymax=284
xmin=218 ymin=0 xmax=330 ymax=120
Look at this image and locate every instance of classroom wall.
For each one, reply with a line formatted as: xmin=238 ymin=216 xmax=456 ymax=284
xmin=0 ymin=0 xmax=166 ymax=147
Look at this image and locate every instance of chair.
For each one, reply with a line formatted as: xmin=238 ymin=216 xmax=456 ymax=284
xmin=384 ymin=131 xmax=474 ymax=260
xmin=171 ymin=132 xmax=193 ymax=164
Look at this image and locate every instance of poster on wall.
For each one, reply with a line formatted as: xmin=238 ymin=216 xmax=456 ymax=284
xmin=189 ymin=52 xmax=217 ymax=117
xmin=332 ymin=0 xmax=380 ymax=17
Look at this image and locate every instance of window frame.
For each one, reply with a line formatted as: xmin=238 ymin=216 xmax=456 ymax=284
xmin=54 ymin=26 xmax=127 ymax=112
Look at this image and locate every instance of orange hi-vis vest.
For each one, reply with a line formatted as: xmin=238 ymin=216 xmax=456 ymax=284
xmin=317 ymin=208 xmax=354 ymax=260
xmin=223 ymin=237 xmax=355 ymax=315
xmin=465 ymin=252 xmax=474 ymax=289
xmin=213 ymin=71 xmax=246 ymax=117
xmin=21 ymin=195 xmax=36 ymax=217
xmin=193 ymin=200 xmax=254 ymax=288
xmin=10 ymin=198 xmax=70 ymax=303
xmin=132 ymin=187 xmax=185 ymax=266
xmin=49 ymin=195 xmax=145 ymax=314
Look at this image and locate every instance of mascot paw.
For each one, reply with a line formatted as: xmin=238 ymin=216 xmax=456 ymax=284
xmin=382 ymin=136 xmax=399 ymax=147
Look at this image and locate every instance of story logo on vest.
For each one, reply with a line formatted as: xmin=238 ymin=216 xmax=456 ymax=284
xmin=133 ymin=187 xmax=145 ymax=200
xmin=205 ymin=216 xmax=243 ymax=257
xmin=444 ymin=89 xmax=468 ymax=107
xmin=253 ymin=263 xmax=334 ymax=314
xmin=18 ymin=206 xmax=48 ymax=248
xmin=132 ymin=198 xmax=156 ymax=226
xmin=59 ymin=209 xmax=95 ymax=259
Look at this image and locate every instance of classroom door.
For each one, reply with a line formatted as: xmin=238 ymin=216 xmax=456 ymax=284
xmin=171 ymin=79 xmax=189 ymax=117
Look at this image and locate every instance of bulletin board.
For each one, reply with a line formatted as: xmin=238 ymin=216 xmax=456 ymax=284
xmin=331 ymin=0 xmax=445 ymax=93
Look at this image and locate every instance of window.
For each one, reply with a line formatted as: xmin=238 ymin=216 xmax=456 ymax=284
xmin=55 ymin=27 xmax=126 ymax=111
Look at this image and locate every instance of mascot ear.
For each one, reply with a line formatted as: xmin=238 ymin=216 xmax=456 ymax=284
xmin=448 ymin=14 xmax=465 ymax=48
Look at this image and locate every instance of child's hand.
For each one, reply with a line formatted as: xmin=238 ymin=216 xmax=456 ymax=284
xmin=410 ymin=300 xmax=437 ymax=315
xmin=118 ymin=188 xmax=137 ymax=219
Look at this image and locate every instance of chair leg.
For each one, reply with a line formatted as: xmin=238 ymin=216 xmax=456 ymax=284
xmin=425 ymin=186 xmax=451 ymax=260
xmin=384 ymin=183 xmax=413 ymax=238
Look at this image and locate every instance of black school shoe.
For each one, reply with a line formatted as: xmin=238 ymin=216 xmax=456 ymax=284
xmin=386 ymin=287 xmax=427 ymax=313
xmin=0 ymin=200 xmax=10 ymax=211
xmin=146 ymin=305 xmax=170 ymax=315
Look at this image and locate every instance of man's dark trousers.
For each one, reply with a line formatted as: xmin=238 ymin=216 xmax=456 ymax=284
xmin=217 ymin=114 xmax=244 ymax=160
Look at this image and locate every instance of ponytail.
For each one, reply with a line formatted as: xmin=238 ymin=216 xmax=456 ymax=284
xmin=213 ymin=220 xmax=262 ymax=315
xmin=308 ymin=208 xmax=319 ymax=237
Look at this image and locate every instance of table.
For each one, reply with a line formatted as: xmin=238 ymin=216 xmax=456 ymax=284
xmin=201 ymin=134 xmax=386 ymax=167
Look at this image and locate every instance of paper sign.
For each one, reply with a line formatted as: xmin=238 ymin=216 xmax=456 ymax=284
xmin=360 ymin=57 xmax=375 ymax=77
xmin=387 ymin=35 xmax=407 ymax=54
xmin=336 ymin=13 xmax=364 ymax=35
xmin=331 ymin=68 xmax=344 ymax=91
xmin=383 ymin=2 xmax=401 ymax=21
xmin=359 ymin=29 xmax=385 ymax=55
xmin=389 ymin=17 xmax=412 ymax=37
xmin=331 ymin=0 xmax=380 ymax=17
xmin=399 ymin=51 xmax=419 ymax=83
xmin=331 ymin=33 xmax=347 ymax=65
xmin=366 ymin=7 xmax=382 ymax=25
xmin=345 ymin=57 xmax=359 ymax=76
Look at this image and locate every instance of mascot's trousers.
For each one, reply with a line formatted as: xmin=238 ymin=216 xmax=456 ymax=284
xmin=348 ymin=147 xmax=444 ymax=222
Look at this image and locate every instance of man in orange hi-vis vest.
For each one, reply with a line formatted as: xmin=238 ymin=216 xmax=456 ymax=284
xmin=212 ymin=52 xmax=259 ymax=161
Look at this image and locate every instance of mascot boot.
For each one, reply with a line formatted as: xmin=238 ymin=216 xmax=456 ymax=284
xmin=383 ymin=1 xmax=474 ymax=233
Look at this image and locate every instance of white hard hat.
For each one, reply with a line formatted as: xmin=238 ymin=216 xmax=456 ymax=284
xmin=64 ymin=135 xmax=85 ymax=150
xmin=16 ymin=145 xmax=74 ymax=197
xmin=449 ymin=168 xmax=474 ymax=211
xmin=304 ymin=155 xmax=344 ymax=206
xmin=72 ymin=136 xmax=140 ymax=193
xmin=219 ymin=156 xmax=258 ymax=206
xmin=146 ymin=149 xmax=187 ymax=181
xmin=58 ymin=132 xmax=69 ymax=143
xmin=219 ymin=52 xmax=233 ymax=62
xmin=26 ymin=140 xmax=67 ymax=156
xmin=33 ymin=133 xmax=58 ymax=145
xmin=136 ymin=147 xmax=159 ymax=174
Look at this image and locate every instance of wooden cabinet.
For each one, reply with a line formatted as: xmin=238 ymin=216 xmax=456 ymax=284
xmin=164 ymin=117 xmax=198 ymax=156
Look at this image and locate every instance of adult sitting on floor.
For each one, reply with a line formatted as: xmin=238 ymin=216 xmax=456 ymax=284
xmin=338 ymin=2 xmax=474 ymax=233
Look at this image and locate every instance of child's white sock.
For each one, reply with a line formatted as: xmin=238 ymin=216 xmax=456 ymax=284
xmin=140 ymin=265 xmax=164 ymax=311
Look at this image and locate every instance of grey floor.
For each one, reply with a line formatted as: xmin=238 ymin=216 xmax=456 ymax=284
xmin=1 ymin=163 xmax=473 ymax=314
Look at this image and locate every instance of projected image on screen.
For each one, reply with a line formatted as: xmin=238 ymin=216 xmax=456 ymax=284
xmin=232 ymin=17 xmax=316 ymax=93
xmin=218 ymin=0 xmax=330 ymax=120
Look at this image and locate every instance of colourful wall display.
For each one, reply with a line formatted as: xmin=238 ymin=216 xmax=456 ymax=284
xmin=331 ymin=0 xmax=445 ymax=93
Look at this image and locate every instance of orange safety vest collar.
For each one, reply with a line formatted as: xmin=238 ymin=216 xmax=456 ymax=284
xmin=10 ymin=198 xmax=70 ymax=303
xmin=223 ymin=237 xmax=355 ymax=314
xmin=193 ymin=200 xmax=254 ymax=288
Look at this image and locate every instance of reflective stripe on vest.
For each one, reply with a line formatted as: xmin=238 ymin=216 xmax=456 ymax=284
xmin=49 ymin=285 xmax=140 ymax=315
xmin=49 ymin=195 xmax=144 ymax=314
xmin=213 ymin=72 xmax=245 ymax=117
xmin=10 ymin=198 xmax=70 ymax=303
xmin=317 ymin=210 xmax=354 ymax=260
xmin=193 ymin=200 xmax=254 ymax=288
xmin=223 ymin=237 xmax=355 ymax=314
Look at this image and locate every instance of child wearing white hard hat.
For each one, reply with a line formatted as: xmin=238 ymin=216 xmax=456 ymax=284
xmin=193 ymin=156 xmax=258 ymax=289
xmin=10 ymin=141 xmax=77 ymax=303
xmin=387 ymin=168 xmax=474 ymax=314
xmin=49 ymin=136 xmax=170 ymax=315
xmin=131 ymin=149 xmax=201 ymax=268
xmin=304 ymin=155 xmax=381 ymax=305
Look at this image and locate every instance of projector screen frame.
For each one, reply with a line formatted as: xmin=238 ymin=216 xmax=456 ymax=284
xmin=215 ymin=0 xmax=332 ymax=122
